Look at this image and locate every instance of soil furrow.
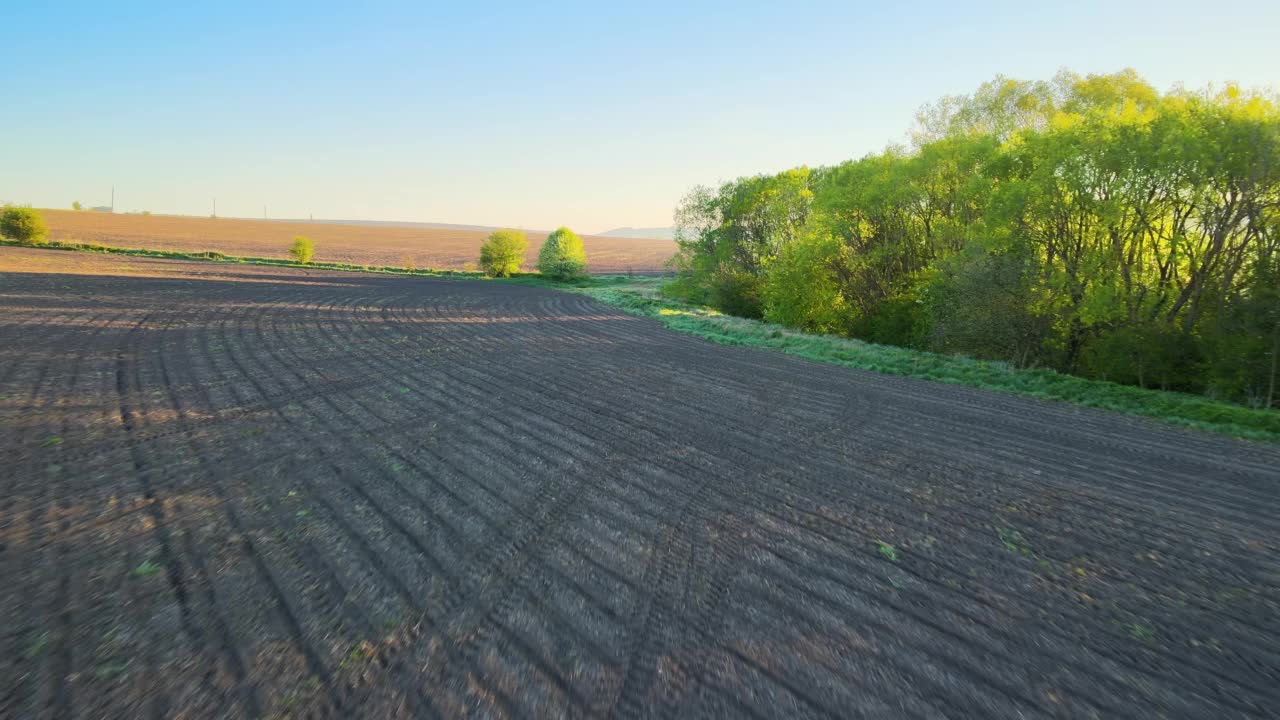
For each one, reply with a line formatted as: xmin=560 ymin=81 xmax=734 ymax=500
xmin=4 ymin=252 xmax=1278 ymax=719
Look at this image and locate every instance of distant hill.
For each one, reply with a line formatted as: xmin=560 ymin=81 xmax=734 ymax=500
xmin=596 ymin=227 xmax=678 ymax=240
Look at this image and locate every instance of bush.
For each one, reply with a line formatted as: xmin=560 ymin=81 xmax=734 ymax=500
xmin=1082 ymin=324 xmax=1204 ymax=392
xmin=1202 ymin=255 xmax=1280 ymax=408
xmin=1 ymin=206 xmax=49 ymax=245
xmin=709 ymin=270 xmax=765 ymax=319
xmin=763 ymin=233 xmax=845 ymax=333
xmin=851 ymin=293 xmax=929 ymax=350
xmin=537 ymin=226 xmax=588 ymax=280
xmin=925 ymin=243 xmax=1051 ymax=367
xmin=479 ymin=229 xmax=528 ymax=277
xmin=289 ymin=236 xmax=314 ymax=263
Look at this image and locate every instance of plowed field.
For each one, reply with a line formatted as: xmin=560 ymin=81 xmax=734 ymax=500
xmin=2 ymin=247 xmax=1278 ymax=718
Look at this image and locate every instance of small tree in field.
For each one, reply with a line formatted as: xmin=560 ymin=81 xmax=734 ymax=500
xmin=1 ymin=206 xmax=49 ymax=245
xmin=537 ymin=226 xmax=588 ymax=280
xmin=479 ymin=229 xmax=527 ymax=277
xmin=72 ymin=200 xmax=83 ymax=211
xmin=289 ymin=236 xmax=315 ymax=263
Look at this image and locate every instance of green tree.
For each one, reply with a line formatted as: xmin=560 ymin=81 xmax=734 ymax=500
xmin=669 ymin=168 xmax=814 ymax=314
xmin=665 ymin=69 xmax=1280 ymax=406
xmin=289 ymin=236 xmax=315 ymax=263
xmin=71 ymin=200 xmax=83 ymax=211
xmin=1 ymin=206 xmax=49 ymax=245
xmin=479 ymin=229 xmax=527 ymax=277
xmin=537 ymin=226 xmax=588 ymax=280
xmin=763 ymin=231 xmax=845 ymax=332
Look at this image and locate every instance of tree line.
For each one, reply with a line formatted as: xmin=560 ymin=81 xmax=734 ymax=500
xmin=668 ymin=70 xmax=1280 ymax=409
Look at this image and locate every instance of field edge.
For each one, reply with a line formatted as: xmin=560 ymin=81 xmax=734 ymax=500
xmin=571 ymin=281 xmax=1280 ymax=444
xmin=5 ymin=238 xmax=1274 ymax=443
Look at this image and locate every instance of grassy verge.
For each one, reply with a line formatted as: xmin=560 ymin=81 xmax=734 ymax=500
xmin=7 ymin=238 xmax=1275 ymax=441
xmin=575 ymin=280 xmax=1280 ymax=443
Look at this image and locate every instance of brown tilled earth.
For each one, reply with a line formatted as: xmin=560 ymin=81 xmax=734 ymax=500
xmin=2 ymin=247 xmax=1279 ymax=719
xmin=38 ymin=209 xmax=676 ymax=272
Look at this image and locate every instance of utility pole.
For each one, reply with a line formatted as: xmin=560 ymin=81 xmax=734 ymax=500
xmin=264 ymin=206 xmax=267 ymax=220
xmin=111 ymin=186 xmax=115 ymax=213
xmin=212 ymin=198 xmax=217 ymax=218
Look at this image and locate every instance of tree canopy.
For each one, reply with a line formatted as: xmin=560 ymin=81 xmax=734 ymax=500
xmin=479 ymin=229 xmax=528 ymax=277
xmin=668 ymin=70 xmax=1280 ymax=409
xmin=537 ymin=226 xmax=588 ymax=280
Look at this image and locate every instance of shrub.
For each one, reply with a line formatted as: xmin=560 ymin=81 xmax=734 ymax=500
xmin=763 ymin=232 xmax=845 ymax=333
xmin=537 ymin=226 xmax=588 ymax=280
xmin=289 ymin=236 xmax=315 ymax=263
xmin=851 ymin=293 xmax=929 ymax=350
xmin=709 ymin=270 xmax=765 ymax=319
xmin=1083 ymin=324 xmax=1203 ymax=392
xmin=0 ymin=206 xmax=49 ymax=245
xmin=479 ymin=229 xmax=528 ymax=277
xmin=72 ymin=201 xmax=83 ymax=211
xmin=925 ymin=243 xmax=1051 ymax=367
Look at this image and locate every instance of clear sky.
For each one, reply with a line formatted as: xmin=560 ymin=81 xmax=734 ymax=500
xmin=2 ymin=1 xmax=1277 ymax=232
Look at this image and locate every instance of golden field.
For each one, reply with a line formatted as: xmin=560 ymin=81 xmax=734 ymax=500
xmin=38 ymin=209 xmax=676 ymax=272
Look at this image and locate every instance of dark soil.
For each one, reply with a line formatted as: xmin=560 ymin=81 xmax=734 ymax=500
xmin=2 ymin=248 xmax=1278 ymax=718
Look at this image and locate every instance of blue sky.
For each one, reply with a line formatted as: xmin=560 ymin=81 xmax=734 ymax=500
xmin=2 ymin=1 xmax=1277 ymax=231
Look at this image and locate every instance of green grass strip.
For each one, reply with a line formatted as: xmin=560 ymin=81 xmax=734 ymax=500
xmin=576 ymin=282 xmax=1280 ymax=443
